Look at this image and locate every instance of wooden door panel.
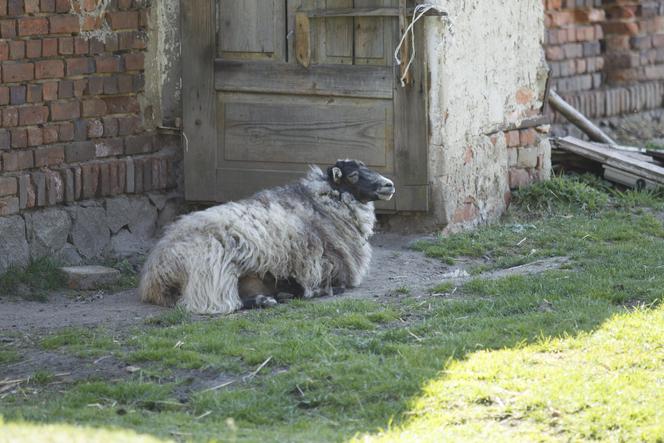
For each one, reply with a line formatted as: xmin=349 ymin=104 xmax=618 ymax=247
xmin=218 ymin=94 xmax=392 ymax=166
xmin=215 ymin=60 xmax=393 ymax=99
xmin=217 ymin=0 xmax=286 ymax=61
xmin=184 ymin=0 xmax=428 ymax=211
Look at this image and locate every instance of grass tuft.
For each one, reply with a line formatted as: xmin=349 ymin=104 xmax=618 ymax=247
xmin=0 ymin=258 xmax=67 ymax=301
xmin=512 ymin=175 xmax=609 ymax=213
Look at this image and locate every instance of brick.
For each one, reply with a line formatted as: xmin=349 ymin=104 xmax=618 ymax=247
xmin=49 ymin=15 xmax=79 ymax=34
xmin=55 ymin=0 xmax=69 ymax=13
xmin=7 ymin=0 xmax=22 ymax=16
xmin=18 ymin=174 xmax=33 ymax=209
xmin=505 ymin=130 xmax=520 ymax=147
xmin=42 ymin=81 xmax=58 ymax=100
xmin=143 ymin=158 xmax=153 ymax=191
xmin=0 ymin=196 xmax=19 ymax=215
xmin=118 ymin=31 xmax=146 ymax=50
xmin=58 ymin=121 xmax=73 ymax=141
xmin=2 ymin=151 xmax=17 ymax=171
xmin=81 ymin=162 xmax=98 ymax=198
xmin=10 ymin=85 xmax=25 ymax=104
xmin=72 ymin=165 xmax=81 ymax=199
xmin=62 ymin=167 xmax=74 ymax=202
xmin=66 ymin=57 xmax=94 ymax=75
xmin=108 ymin=10 xmax=138 ymax=30
xmin=51 ymin=100 xmax=80 ymax=121
xmin=103 ymin=76 xmax=118 ymax=94
xmin=89 ymin=37 xmax=104 ymax=54
xmin=0 ymin=176 xmax=17 ymax=196
xmin=8 ymin=41 xmax=25 ymax=61
xmin=104 ymin=33 xmax=118 ymax=52
xmin=35 ymin=59 xmax=64 ymax=79
xmin=82 ymin=98 xmax=106 ymax=117
xmin=87 ymin=76 xmax=103 ymax=94
xmin=0 ymin=86 xmax=7 ymax=105
xmin=95 ymin=138 xmax=123 ymax=157
xmin=2 ymin=107 xmax=18 ymax=126
xmin=27 ymin=127 xmax=42 ymax=146
xmin=0 ymin=40 xmax=7 ymax=60
xmin=19 ymin=105 xmax=49 ymax=125
xmin=73 ymin=36 xmax=88 ymax=54
xmin=72 ymin=118 xmax=86 ymax=140
xmin=520 ymin=129 xmax=538 ymax=146
xmin=125 ymin=134 xmax=152 ymax=155
xmin=45 ymin=169 xmax=64 ymax=204
xmin=18 ymin=17 xmax=48 ymax=36
xmin=102 ymin=116 xmax=118 ymax=136
xmin=125 ymin=157 xmax=134 ymax=193
xmin=73 ymin=78 xmax=86 ymax=97
xmin=133 ymin=158 xmax=142 ymax=193
xmin=117 ymin=115 xmax=139 ymax=135
xmin=16 ymin=148 xmax=33 ymax=169
xmin=65 ymin=140 xmax=94 ymax=162
xmin=99 ymin=162 xmax=110 ymax=196
xmin=0 ymin=129 xmax=9 ymax=149
xmin=42 ymin=125 xmax=58 ymax=144
xmin=58 ymin=79 xmax=73 ymax=98
xmin=0 ymin=19 xmax=16 ymax=38
xmin=2 ymin=62 xmax=34 ymax=82
xmin=104 ymin=96 xmax=139 ymax=114
xmin=517 ymin=147 xmax=539 ymax=168
xmin=509 ymin=168 xmax=532 ymax=189
xmin=42 ymin=37 xmax=57 ymax=56
xmin=10 ymin=127 xmax=27 ymax=148
xmin=24 ymin=0 xmax=39 ymax=14
xmin=95 ymin=54 xmax=121 ymax=73
xmin=27 ymin=84 xmax=42 ymax=102
xmin=87 ymin=119 xmax=103 ymax=138
xmin=40 ymin=0 xmax=55 ymax=13
xmin=35 ymin=144 xmax=65 ymax=168
xmin=26 ymin=39 xmax=41 ymax=58
xmin=31 ymin=171 xmax=45 ymax=206
xmin=58 ymin=36 xmax=73 ymax=54
xmin=0 ymin=0 xmax=6 ymax=15
xmin=124 ymin=52 xmax=144 ymax=71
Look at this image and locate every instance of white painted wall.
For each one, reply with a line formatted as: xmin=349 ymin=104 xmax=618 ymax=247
xmin=424 ymin=0 xmax=549 ymax=229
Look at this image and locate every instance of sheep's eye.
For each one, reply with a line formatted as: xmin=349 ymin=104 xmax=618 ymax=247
xmin=347 ymin=171 xmax=359 ymax=184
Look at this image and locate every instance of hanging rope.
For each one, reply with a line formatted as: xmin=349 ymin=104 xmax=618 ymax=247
xmin=394 ymin=3 xmax=447 ymax=87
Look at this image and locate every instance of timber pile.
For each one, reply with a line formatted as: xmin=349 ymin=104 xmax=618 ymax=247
xmin=548 ymin=90 xmax=664 ymax=189
xmin=553 ymin=137 xmax=664 ymax=189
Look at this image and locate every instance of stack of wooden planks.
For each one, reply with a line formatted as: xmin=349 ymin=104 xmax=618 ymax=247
xmin=553 ymin=137 xmax=664 ymax=189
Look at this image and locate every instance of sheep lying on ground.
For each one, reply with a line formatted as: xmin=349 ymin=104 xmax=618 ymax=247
xmin=139 ymin=159 xmax=395 ymax=314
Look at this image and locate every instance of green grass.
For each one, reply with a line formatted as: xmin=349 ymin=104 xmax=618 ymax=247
xmin=39 ymin=327 xmax=119 ymax=358
xmin=0 ymin=258 xmax=67 ymax=301
xmin=1 ymin=177 xmax=664 ymax=442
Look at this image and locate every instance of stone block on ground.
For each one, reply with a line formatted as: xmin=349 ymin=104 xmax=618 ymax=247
xmin=24 ymin=208 xmax=71 ymax=259
xmin=60 ymin=265 xmax=121 ymax=290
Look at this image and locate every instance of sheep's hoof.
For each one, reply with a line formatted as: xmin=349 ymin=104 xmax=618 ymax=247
xmin=275 ymin=292 xmax=295 ymax=303
xmin=256 ymin=295 xmax=278 ymax=308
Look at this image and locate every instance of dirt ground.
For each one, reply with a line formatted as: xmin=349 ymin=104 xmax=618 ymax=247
xmin=0 ymin=233 xmax=570 ymax=333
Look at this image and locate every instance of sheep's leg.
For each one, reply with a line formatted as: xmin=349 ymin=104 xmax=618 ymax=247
xmin=241 ymin=294 xmax=278 ymax=309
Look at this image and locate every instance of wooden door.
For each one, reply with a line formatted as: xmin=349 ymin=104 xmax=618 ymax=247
xmin=182 ymin=0 xmax=429 ymax=211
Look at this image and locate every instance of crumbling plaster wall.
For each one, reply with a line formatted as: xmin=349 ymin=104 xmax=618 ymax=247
xmin=425 ymin=0 xmax=550 ymax=230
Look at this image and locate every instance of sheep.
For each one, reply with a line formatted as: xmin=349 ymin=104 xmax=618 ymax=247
xmin=139 ymin=159 xmax=395 ymax=314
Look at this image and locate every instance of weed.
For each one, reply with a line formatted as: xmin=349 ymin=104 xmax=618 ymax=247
xmin=394 ymin=286 xmax=410 ymax=295
xmin=31 ymin=370 xmax=54 ymax=385
xmin=512 ymin=175 xmax=609 ymax=213
xmin=0 ymin=258 xmax=67 ymax=301
xmin=145 ymin=307 xmax=191 ymax=326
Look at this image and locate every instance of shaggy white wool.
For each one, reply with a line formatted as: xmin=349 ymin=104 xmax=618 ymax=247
xmin=139 ymin=166 xmax=376 ymax=314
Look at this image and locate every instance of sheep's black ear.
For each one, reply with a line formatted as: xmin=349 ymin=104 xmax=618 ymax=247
xmin=327 ymin=166 xmax=343 ymax=183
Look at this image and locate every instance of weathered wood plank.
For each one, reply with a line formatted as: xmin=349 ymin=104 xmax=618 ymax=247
xmin=218 ymin=0 xmax=285 ymax=60
xmin=304 ymin=7 xmax=446 ymax=17
xmin=220 ymin=98 xmax=391 ymax=166
xmin=354 ymin=0 xmax=392 ymax=66
xmin=555 ymin=136 xmax=664 ymax=185
xmin=393 ymin=8 xmax=429 ymax=211
xmin=215 ymin=60 xmax=394 ymax=99
xmin=295 ymin=13 xmax=311 ymax=67
xmin=182 ymin=0 xmax=217 ymax=201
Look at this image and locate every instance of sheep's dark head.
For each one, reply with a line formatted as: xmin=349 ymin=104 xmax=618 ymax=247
xmin=327 ymin=159 xmax=395 ymax=203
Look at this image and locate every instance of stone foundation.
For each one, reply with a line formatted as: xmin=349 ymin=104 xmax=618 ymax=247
xmin=0 ymin=191 xmax=182 ymax=273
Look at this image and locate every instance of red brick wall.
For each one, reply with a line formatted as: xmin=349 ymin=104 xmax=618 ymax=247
xmin=0 ymin=0 xmax=177 ymax=216
xmin=545 ymin=0 xmax=664 ymax=133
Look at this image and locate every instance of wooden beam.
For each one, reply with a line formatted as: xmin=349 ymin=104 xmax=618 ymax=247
xmin=548 ymin=90 xmax=616 ymax=145
xmin=295 ymin=13 xmax=310 ymax=68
